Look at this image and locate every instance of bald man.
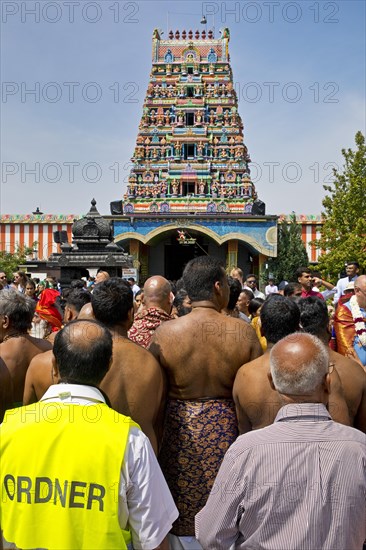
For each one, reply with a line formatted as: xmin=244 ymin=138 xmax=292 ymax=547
xmin=196 ymin=333 xmax=366 ymax=549
xmin=94 ymin=270 xmax=110 ymax=285
xmin=233 ymin=295 xmax=350 ymax=433
xmin=1 ymin=319 xmax=177 ymax=549
xmin=128 ymin=275 xmax=174 ymax=348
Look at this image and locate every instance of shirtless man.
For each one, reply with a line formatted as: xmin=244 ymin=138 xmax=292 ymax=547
xmin=299 ymin=296 xmax=366 ymax=432
xmin=0 ymin=290 xmax=52 ymax=406
xmin=233 ymin=295 xmax=350 ymax=433
xmin=149 ymin=256 xmax=262 ymax=547
xmin=92 ymin=278 xmax=165 ymax=454
xmin=23 ymin=289 xmax=91 ymax=405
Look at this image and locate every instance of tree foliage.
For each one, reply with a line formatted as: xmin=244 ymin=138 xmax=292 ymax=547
xmin=0 ymin=244 xmax=36 ymax=280
xmin=313 ymin=131 xmax=366 ymax=280
xmin=267 ymin=213 xmax=309 ymax=283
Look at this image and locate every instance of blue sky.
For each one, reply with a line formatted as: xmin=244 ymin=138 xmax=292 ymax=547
xmin=1 ymin=0 xmax=365 ymax=215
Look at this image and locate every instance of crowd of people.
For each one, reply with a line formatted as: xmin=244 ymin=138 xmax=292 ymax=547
xmin=0 ymin=258 xmax=365 ymax=549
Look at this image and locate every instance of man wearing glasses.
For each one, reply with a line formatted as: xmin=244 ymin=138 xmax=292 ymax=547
xmin=244 ymin=274 xmax=265 ymax=299
xmin=0 ymin=272 xmax=11 ymax=290
xmin=335 ymin=274 xmax=366 ymax=367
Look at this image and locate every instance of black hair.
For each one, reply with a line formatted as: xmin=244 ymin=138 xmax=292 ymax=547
xmin=227 ymin=276 xmax=242 ymax=310
xmin=260 ymin=295 xmax=300 ymax=344
xmin=182 ymin=256 xmax=226 ymax=302
xmin=298 ymin=296 xmax=329 ymax=336
xmin=70 ymin=279 xmax=86 ymax=290
xmin=53 ymin=319 xmax=112 ymax=385
xmin=240 ymin=288 xmax=254 ymax=301
xmin=66 ymin=289 xmax=91 ymax=314
xmin=25 ymin=278 xmax=36 ymax=289
xmin=295 ymin=266 xmax=311 ymax=279
xmin=283 ymin=282 xmax=302 ymax=297
xmin=92 ymin=278 xmax=133 ymax=327
xmin=173 ymin=289 xmax=192 ymax=317
xmin=347 ymin=261 xmax=359 ymax=268
xmin=248 ymin=297 xmax=264 ymax=316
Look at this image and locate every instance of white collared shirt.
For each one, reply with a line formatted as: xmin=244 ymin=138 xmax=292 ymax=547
xmin=37 ymin=384 xmax=178 ymax=549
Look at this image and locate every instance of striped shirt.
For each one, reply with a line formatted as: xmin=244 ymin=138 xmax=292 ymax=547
xmin=195 ymin=403 xmax=366 ymax=550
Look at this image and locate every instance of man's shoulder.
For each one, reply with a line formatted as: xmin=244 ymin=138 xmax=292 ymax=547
xmin=231 ymin=415 xmax=366 ymax=453
xmin=234 ymin=354 xmax=271 ymax=395
xmin=331 ymin=349 xmax=366 ymax=379
xmin=238 ymin=354 xmax=269 ymax=375
xmin=27 ymin=335 xmax=53 ymax=351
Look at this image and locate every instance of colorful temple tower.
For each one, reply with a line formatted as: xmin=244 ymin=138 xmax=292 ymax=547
xmin=112 ymin=27 xmax=277 ymax=281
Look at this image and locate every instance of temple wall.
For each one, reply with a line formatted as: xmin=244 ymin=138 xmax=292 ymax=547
xmin=0 ymin=215 xmax=324 ymax=263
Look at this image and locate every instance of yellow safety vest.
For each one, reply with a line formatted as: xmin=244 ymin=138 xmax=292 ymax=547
xmin=0 ymin=400 xmax=139 ymax=550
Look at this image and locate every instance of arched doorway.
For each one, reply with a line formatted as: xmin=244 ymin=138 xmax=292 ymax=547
xmin=147 ymin=228 xmax=225 ymax=281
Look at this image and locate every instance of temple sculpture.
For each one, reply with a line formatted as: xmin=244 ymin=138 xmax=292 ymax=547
xmin=123 ymin=27 xmax=257 ymax=215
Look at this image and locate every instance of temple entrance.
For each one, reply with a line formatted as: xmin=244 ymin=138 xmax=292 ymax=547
xmin=164 ymin=240 xmax=208 ymax=281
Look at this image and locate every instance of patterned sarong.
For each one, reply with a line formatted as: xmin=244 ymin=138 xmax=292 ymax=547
xmin=159 ymin=398 xmax=238 ymax=536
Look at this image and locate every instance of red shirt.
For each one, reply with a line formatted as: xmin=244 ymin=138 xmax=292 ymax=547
xmin=301 ymin=289 xmax=324 ymax=300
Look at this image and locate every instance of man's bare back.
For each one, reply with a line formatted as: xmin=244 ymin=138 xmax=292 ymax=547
xmin=150 ymin=307 xmax=262 ymax=399
xmin=329 ymin=349 xmax=366 ymax=432
xmin=23 ymin=350 xmax=54 ymax=405
xmin=0 ymin=358 xmax=13 ymax=421
xmin=233 ymin=349 xmax=352 ymax=433
xmin=0 ymin=336 xmax=52 ymax=404
xmin=100 ymin=334 xmax=165 ymax=454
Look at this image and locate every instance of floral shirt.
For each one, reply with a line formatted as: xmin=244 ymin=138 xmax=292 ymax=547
xmin=128 ymin=307 xmax=173 ymax=349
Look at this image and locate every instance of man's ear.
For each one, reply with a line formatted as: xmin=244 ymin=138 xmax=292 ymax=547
xmin=267 ymin=372 xmax=277 ymax=391
xmin=63 ymin=306 xmax=73 ymax=324
xmin=323 ymin=372 xmax=331 ymax=396
xmin=51 ymin=353 xmax=60 ymax=383
xmin=1 ymin=315 xmax=10 ymax=329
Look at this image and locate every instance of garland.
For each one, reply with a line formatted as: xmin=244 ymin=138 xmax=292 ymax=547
xmin=350 ymin=295 xmax=366 ymax=347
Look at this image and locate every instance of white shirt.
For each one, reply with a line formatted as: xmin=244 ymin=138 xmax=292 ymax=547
xmin=334 ymin=275 xmax=357 ymax=304
xmin=243 ymin=286 xmax=265 ymax=300
xmin=39 ymin=384 xmax=178 ymax=550
xmin=265 ymin=284 xmax=278 ymax=296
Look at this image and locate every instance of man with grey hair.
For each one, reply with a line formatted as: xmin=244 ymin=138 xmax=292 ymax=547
xmin=0 ymin=290 xmax=52 ymax=407
xmin=196 ymin=333 xmax=366 ymax=549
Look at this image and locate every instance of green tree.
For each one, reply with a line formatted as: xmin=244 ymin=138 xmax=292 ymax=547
xmin=0 ymin=243 xmax=37 ymax=280
xmin=313 ymin=131 xmax=366 ymax=280
xmin=267 ymin=213 xmax=309 ymax=283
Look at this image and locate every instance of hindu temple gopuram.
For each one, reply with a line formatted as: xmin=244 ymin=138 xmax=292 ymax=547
xmin=111 ymin=27 xmax=277 ymax=280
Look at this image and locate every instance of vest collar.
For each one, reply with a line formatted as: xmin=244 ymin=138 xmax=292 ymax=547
xmin=40 ymin=384 xmax=106 ymax=404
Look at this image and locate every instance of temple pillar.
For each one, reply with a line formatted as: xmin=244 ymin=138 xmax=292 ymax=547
xmin=226 ymin=239 xmax=238 ymax=271
xmin=258 ymin=253 xmax=268 ymax=288
xmin=139 ymin=243 xmax=149 ymax=283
